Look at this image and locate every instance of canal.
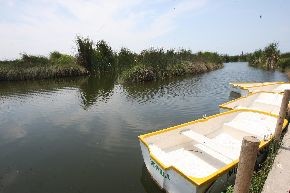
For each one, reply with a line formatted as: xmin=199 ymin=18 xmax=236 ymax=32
xmin=0 ymin=62 xmax=288 ymax=193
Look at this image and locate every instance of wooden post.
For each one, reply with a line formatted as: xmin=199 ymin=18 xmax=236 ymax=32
xmin=274 ymin=89 xmax=290 ymax=140
xmin=287 ymin=103 xmax=290 ymax=119
xmin=234 ymin=136 xmax=260 ymax=193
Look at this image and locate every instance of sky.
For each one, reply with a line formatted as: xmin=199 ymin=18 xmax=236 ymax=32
xmin=0 ymin=0 xmax=290 ymax=59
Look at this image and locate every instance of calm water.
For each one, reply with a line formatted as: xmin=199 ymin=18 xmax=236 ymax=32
xmin=0 ymin=62 xmax=288 ymax=193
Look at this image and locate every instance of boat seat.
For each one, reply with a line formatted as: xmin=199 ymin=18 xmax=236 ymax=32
xmin=194 ymin=144 xmax=233 ymax=164
xmin=181 ymin=130 xmax=239 ymax=160
xmin=223 ymin=116 xmax=273 ymax=140
xmin=254 ymin=99 xmax=281 ymax=107
xmin=149 ymin=144 xmax=218 ymax=178
xmin=250 ymin=102 xmax=280 ymax=114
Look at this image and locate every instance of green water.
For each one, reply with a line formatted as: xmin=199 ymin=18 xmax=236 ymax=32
xmin=0 ymin=62 xmax=288 ymax=193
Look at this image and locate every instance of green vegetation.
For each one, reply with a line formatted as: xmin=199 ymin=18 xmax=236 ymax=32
xmin=120 ymin=49 xmax=223 ymax=82
xmin=222 ymin=53 xmax=250 ymax=63
xmin=75 ymin=37 xmax=117 ymax=74
xmin=0 ymin=52 xmax=88 ymax=81
xmin=224 ymin=140 xmax=281 ymax=193
xmin=246 ymin=42 xmax=290 ymax=79
xmin=278 ymin=52 xmax=290 ymax=71
xmin=248 ymin=43 xmax=283 ymax=70
xmin=75 ymin=37 xmax=224 ymax=83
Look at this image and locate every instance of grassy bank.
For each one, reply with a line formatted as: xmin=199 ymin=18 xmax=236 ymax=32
xmin=121 ymin=60 xmax=223 ymax=83
xmin=246 ymin=43 xmax=290 ymax=76
xmin=0 ymin=53 xmax=88 ymax=81
xmin=74 ymin=36 xmax=225 ymax=83
xmin=1 ymin=36 xmax=224 ymax=81
xmin=224 ymin=139 xmax=282 ymax=193
xmin=119 ymin=49 xmax=224 ymax=83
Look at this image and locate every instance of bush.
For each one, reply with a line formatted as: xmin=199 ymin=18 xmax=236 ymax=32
xmin=278 ymin=58 xmax=290 ymax=71
xmin=21 ymin=54 xmax=49 ymax=64
xmin=76 ymin=36 xmax=94 ymax=70
xmin=121 ymin=65 xmax=155 ymax=82
xmin=93 ymin=40 xmax=116 ymax=72
xmin=117 ymin=47 xmax=136 ymax=72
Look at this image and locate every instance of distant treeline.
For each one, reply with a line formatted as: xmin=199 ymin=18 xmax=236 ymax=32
xmin=222 ymin=43 xmax=290 ymax=71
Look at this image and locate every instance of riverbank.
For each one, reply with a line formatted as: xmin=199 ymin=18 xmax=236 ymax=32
xmin=0 ymin=53 xmax=88 ymax=81
xmin=120 ymin=61 xmax=223 ymax=83
xmin=0 ymin=37 xmax=225 ymax=82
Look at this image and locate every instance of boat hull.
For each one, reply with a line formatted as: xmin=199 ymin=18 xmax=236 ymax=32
xmin=140 ymin=140 xmax=270 ymax=193
xmin=230 ymin=86 xmax=249 ymax=96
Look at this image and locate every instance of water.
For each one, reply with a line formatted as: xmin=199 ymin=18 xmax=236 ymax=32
xmin=0 ymin=62 xmax=288 ymax=193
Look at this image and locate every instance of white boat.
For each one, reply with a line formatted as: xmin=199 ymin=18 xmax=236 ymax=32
xmin=246 ymin=83 xmax=290 ymax=95
xmin=229 ymin=82 xmax=284 ymax=96
xmin=138 ymin=109 xmax=287 ymax=193
xmin=219 ymin=92 xmax=283 ymax=115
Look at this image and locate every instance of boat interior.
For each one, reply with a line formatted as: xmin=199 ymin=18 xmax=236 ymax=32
xmin=220 ymin=92 xmax=283 ymax=115
xmin=142 ymin=111 xmax=278 ymax=179
xmin=247 ymin=83 xmax=290 ymax=93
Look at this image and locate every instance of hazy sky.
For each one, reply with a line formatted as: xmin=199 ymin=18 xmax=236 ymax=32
xmin=0 ymin=0 xmax=289 ymax=59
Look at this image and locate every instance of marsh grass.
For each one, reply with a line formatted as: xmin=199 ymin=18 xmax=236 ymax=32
xmin=120 ymin=50 xmax=224 ymax=83
xmin=0 ymin=53 xmax=88 ymax=81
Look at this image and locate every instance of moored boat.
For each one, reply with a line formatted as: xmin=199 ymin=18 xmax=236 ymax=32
xmin=245 ymin=83 xmax=290 ymax=95
xmin=229 ymin=82 xmax=284 ymax=96
xmin=138 ymin=109 xmax=287 ymax=193
xmin=219 ymin=92 xmax=284 ymax=115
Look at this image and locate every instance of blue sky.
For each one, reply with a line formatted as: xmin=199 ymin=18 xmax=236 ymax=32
xmin=0 ymin=0 xmax=289 ymax=59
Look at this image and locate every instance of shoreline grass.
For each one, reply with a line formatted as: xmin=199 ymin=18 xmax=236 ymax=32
xmin=0 ymin=53 xmax=88 ymax=81
xmin=224 ymin=137 xmax=284 ymax=193
xmin=121 ymin=61 xmax=223 ymax=83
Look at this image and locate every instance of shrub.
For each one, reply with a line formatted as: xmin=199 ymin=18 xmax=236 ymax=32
xmin=93 ymin=40 xmax=116 ymax=72
xmin=121 ymin=65 xmax=155 ymax=82
xmin=76 ymin=36 xmax=94 ymax=70
xmin=117 ymin=47 xmax=136 ymax=72
xmin=21 ymin=54 xmax=49 ymax=64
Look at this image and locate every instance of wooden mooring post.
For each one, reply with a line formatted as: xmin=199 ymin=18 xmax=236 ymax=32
xmin=274 ymin=89 xmax=290 ymax=140
xmin=234 ymin=136 xmax=260 ymax=193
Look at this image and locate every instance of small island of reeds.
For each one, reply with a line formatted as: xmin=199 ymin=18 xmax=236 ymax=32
xmin=0 ymin=36 xmax=225 ymax=82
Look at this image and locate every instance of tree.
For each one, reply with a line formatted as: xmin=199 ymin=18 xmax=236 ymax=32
xmin=93 ymin=40 xmax=116 ymax=73
xmin=76 ymin=36 xmax=94 ymax=70
xmin=264 ymin=42 xmax=280 ymax=70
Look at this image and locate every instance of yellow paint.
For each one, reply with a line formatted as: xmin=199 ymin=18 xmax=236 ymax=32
xmin=138 ymin=109 xmax=288 ymax=187
xmin=230 ymin=82 xmax=285 ymax=90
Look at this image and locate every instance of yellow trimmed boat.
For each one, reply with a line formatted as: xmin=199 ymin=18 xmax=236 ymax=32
xmin=138 ymin=109 xmax=287 ymax=193
xmin=220 ymin=92 xmax=284 ymax=115
xmin=230 ymin=82 xmax=285 ymax=96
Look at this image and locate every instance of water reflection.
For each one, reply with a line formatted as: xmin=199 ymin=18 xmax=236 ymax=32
xmin=78 ymin=75 xmax=115 ymax=109
xmin=0 ymin=78 xmax=82 ymax=98
xmin=140 ymin=165 xmax=163 ymax=193
xmin=123 ymin=75 xmax=202 ymax=104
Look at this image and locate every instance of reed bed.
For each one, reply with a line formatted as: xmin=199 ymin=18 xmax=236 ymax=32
xmin=0 ymin=53 xmax=88 ymax=81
